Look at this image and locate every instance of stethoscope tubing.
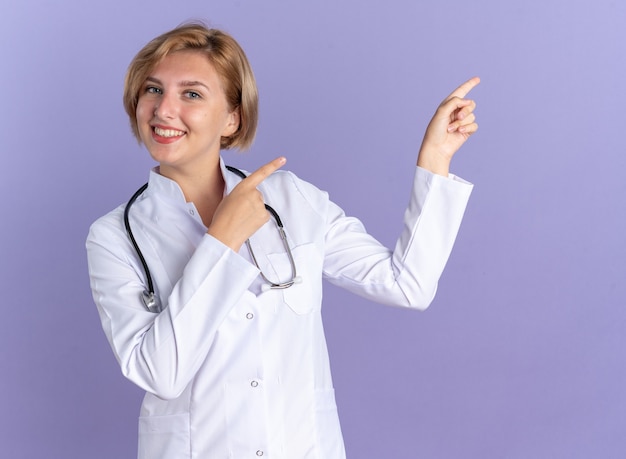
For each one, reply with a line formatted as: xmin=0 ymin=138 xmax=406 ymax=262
xmin=124 ymin=166 xmax=298 ymax=313
xmin=123 ymin=184 xmax=149 ymax=276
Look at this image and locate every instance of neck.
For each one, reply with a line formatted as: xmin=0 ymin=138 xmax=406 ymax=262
xmin=159 ymin=160 xmax=225 ymax=227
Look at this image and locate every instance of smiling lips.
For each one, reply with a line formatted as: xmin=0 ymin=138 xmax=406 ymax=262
xmin=152 ymin=126 xmax=186 ymax=143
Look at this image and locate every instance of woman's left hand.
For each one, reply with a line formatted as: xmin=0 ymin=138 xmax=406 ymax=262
xmin=417 ymin=77 xmax=480 ymax=176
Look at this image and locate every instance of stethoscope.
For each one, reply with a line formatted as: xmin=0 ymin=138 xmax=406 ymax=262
xmin=124 ymin=165 xmax=299 ymax=313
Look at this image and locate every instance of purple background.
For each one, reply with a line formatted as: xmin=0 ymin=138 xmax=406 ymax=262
xmin=1 ymin=0 xmax=625 ymax=457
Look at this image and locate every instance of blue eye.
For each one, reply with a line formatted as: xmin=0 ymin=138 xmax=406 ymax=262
xmin=146 ymin=86 xmax=162 ymax=95
xmin=185 ymin=90 xmax=201 ymax=99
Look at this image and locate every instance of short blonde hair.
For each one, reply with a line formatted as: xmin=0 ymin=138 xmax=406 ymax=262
xmin=123 ymin=22 xmax=258 ymax=150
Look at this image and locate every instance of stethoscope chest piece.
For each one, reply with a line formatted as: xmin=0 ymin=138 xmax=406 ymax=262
xmin=142 ymin=290 xmax=160 ymax=313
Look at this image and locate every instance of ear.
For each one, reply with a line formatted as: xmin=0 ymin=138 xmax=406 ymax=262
xmin=222 ymin=106 xmax=241 ymax=137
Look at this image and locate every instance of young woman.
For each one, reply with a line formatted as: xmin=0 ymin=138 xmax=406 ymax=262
xmin=87 ymin=22 xmax=478 ymax=459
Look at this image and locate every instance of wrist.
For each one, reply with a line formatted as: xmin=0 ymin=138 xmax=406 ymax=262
xmin=416 ymin=147 xmax=451 ymax=177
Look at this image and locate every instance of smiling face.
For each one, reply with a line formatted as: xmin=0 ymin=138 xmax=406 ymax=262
xmin=135 ymin=50 xmax=240 ymax=177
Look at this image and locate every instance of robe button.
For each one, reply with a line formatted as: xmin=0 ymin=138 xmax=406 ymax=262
xmin=246 ymin=313 xmax=254 ymax=320
xmin=256 ymin=451 xmax=264 ymax=457
xmin=251 ymin=380 xmax=259 ymax=388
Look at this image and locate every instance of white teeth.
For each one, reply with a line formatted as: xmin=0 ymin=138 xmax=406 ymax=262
xmin=154 ymin=127 xmax=184 ymax=137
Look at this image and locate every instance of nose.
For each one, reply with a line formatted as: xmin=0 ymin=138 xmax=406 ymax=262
xmin=153 ymin=91 xmax=177 ymax=120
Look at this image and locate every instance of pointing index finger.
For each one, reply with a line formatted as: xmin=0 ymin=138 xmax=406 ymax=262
xmin=244 ymin=156 xmax=287 ymax=188
xmin=447 ymin=76 xmax=481 ymax=100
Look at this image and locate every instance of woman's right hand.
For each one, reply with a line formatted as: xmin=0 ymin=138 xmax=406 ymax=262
xmin=207 ymin=157 xmax=287 ymax=252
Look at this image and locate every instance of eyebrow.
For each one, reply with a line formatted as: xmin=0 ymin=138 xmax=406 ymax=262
xmin=145 ymin=76 xmax=211 ymax=91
